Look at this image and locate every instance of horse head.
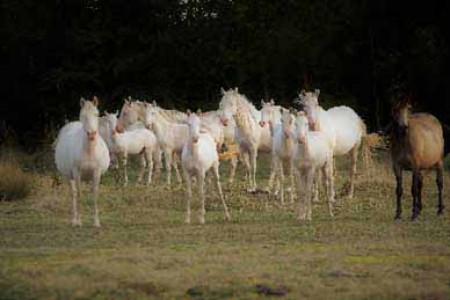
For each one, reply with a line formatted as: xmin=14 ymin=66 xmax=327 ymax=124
xmin=80 ymin=96 xmax=100 ymax=140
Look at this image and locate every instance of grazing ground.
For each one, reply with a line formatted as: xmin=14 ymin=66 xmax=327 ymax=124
xmin=1 ymin=150 xmax=450 ymax=300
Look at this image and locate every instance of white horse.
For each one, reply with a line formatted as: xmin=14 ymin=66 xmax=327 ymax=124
xmin=116 ymin=98 xmax=164 ymax=181
xmin=264 ymin=107 xmax=297 ymax=204
xmin=218 ymin=88 xmax=272 ymax=192
xmin=143 ymin=101 xmax=188 ymax=186
xmin=298 ymin=89 xmax=367 ymax=199
xmin=104 ymin=113 xmax=157 ymax=186
xmin=182 ymin=111 xmax=231 ymax=224
xmin=99 ymin=111 xmax=119 ymax=168
xmin=54 ymin=97 xmax=110 ymax=227
xmin=293 ymin=111 xmax=335 ymax=221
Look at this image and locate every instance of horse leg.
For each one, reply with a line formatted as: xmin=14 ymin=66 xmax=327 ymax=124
xmin=121 ymin=153 xmax=129 ymax=187
xmin=305 ymin=168 xmax=314 ymax=221
xmin=145 ymin=149 xmax=153 ymax=185
xmin=288 ymin=161 xmax=295 ymax=204
xmin=393 ymin=165 xmax=403 ymax=220
xmin=173 ymin=153 xmax=183 ymax=185
xmin=267 ymin=154 xmax=277 ymax=193
xmin=164 ymin=149 xmax=172 ymax=186
xmin=417 ymin=172 xmax=423 ymax=213
xmin=182 ymin=167 xmax=192 ymax=224
xmin=228 ymin=155 xmax=238 ymax=184
xmin=312 ymin=170 xmax=320 ymax=203
xmin=436 ymin=162 xmax=444 ymax=215
xmin=92 ymin=169 xmax=101 ymax=228
xmin=197 ymin=173 xmax=206 ymax=224
xmin=152 ymin=146 xmax=162 ymax=183
xmin=411 ymin=170 xmax=420 ymax=220
xmin=213 ymin=162 xmax=231 ymax=220
xmin=242 ymin=151 xmax=251 ymax=187
xmin=70 ymin=174 xmax=81 ymax=227
xmin=279 ymin=161 xmax=285 ymax=204
xmin=324 ymin=157 xmax=335 ymax=217
xmin=348 ymin=145 xmax=359 ymax=199
xmin=250 ymin=148 xmax=258 ymax=192
xmin=295 ymin=168 xmax=306 ymax=221
xmin=137 ymin=152 xmax=146 ymax=184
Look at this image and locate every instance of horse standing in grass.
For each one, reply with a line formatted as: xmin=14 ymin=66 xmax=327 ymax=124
xmin=54 ymin=97 xmax=110 ymax=227
xmin=143 ymin=101 xmax=188 ymax=186
xmin=390 ymin=97 xmax=445 ymax=220
xmin=298 ymin=89 xmax=367 ymax=199
xmin=104 ymin=113 xmax=157 ymax=186
xmin=292 ymin=111 xmax=335 ymax=221
xmin=260 ymin=101 xmax=295 ymax=203
xmin=182 ymin=111 xmax=231 ymax=224
xmin=218 ymin=88 xmax=272 ymax=192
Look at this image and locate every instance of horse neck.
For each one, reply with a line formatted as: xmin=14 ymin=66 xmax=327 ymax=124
xmin=84 ymin=136 xmax=98 ymax=158
xmin=297 ymin=134 xmax=311 ymax=159
xmin=234 ymin=96 xmax=259 ymax=121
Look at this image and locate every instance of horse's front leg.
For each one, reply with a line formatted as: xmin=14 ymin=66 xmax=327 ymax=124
xmin=250 ymin=147 xmax=258 ymax=192
xmin=182 ymin=167 xmax=192 ymax=224
xmin=70 ymin=171 xmax=82 ymax=226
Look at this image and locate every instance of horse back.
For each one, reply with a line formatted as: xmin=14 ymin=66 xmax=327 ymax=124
xmin=326 ymin=106 xmax=364 ymax=155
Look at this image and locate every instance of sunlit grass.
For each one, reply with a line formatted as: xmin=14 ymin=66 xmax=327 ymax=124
xmin=1 ymin=149 xmax=449 ymax=299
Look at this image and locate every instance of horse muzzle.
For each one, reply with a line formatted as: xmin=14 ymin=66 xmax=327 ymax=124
xmin=87 ymin=131 xmax=97 ymax=140
xmin=259 ymin=121 xmax=266 ymax=127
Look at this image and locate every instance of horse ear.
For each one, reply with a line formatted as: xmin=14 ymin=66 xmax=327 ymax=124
xmin=80 ymin=97 xmax=86 ymax=107
xmin=234 ymin=87 xmax=239 ymax=93
xmin=314 ymin=89 xmax=320 ymax=97
xmin=270 ymin=99 xmax=275 ymax=105
xmin=196 ymin=109 xmax=202 ymax=115
xmin=186 ymin=109 xmax=191 ymax=116
xmin=104 ymin=110 xmax=109 ymax=116
xmin=92 ymin=96 xmax=99 ymax=106
xmin=220 ymin=87 xmax=225 ymax=95
xmin=261 ymin=99 xmax=265 ymax=106
xmin=127 ymin=96 xmax=132 ymax=101
xmin=152 ymin=100 xmax=157 ymax=107
xmin=115 ymin=110 xmax=119 ymax=116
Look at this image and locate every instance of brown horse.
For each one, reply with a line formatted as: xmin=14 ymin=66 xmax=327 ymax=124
xmin=390 ymin=96 xmax=445 ymax=220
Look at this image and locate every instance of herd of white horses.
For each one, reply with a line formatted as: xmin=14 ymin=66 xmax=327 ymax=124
xmin=54 ymin=88 xmax=369 ymax=227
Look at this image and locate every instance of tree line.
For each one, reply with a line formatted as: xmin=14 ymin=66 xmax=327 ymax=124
xmin=1 ymin=0 xmax=449 ymax=150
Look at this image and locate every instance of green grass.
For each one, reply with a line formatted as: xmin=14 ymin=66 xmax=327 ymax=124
xmin=1 ymin=151 xmax=450 ymax=299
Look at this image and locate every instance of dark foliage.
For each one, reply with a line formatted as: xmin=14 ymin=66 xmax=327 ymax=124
xmin=1 ymin=0 xmax=449 ymax=151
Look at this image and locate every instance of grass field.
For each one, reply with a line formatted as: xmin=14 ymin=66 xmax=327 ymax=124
xmin=1 ymin=150 xmax=450 ymax=299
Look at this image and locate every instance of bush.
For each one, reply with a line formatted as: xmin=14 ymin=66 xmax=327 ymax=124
xmin=0 ymin=161 xmax=32 ymax=201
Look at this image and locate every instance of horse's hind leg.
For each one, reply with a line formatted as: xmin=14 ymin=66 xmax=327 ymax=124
xmin=394 ymin=165 xmax=403 ymax=220
xmin=137 ymin=152 xmax=146 ymax=184
xmin=348 ymin=145 xmax=359 ymax=199
xmin=228 ymin=155 xmax=238 ymax=184
xmin=411 ymin=170 xmax=421 ymax=220
xmin=213 ymin=162 xmax=231 ymax=220
xmin=436 ymin=162 xmax=444 ymax=215
xmin=417 ymin=172 xmax=423 ymax=213
xmin=145 ymin=149 xmax=153 ymax=185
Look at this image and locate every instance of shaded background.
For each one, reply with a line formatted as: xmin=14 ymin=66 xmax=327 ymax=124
xmin=1 ymin=0 xmax=449 ymax=151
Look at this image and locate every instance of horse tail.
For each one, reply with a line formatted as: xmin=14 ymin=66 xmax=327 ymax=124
xmin=359 ymin=120 xmax=371 ymax=169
